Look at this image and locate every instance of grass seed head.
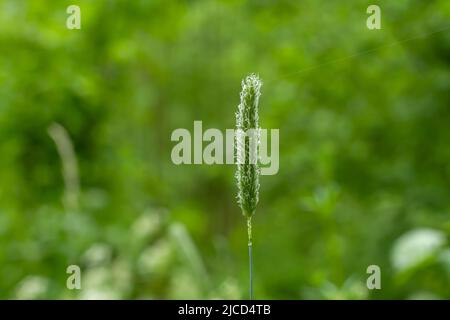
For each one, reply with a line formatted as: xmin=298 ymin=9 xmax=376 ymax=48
xmin=235 ymin=74 xmax=262 ymax=219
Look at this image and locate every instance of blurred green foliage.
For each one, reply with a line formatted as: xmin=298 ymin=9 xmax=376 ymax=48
xmin=0 ymin=0 xmax=449 ymax=299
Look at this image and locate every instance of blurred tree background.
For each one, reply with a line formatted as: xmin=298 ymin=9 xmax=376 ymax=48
xmin=0 ymin=0 xmax=449 ymax=299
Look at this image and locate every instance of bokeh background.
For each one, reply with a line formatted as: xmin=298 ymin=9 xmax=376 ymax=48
xmin=0 ymin=0 xmax=449 ymax=299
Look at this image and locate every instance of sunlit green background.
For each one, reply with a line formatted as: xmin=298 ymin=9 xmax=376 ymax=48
xmin=0 ymin=0 xmax=449 ymax=299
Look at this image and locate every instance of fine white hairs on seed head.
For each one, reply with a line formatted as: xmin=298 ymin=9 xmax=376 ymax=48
xmin=235 ymin=74 xmax=262 ymax=218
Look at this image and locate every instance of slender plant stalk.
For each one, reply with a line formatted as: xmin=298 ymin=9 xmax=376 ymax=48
xmin=248 ymin=216 xmax=253 ymax=300
xmin=235 ymin=74 xmax=261 ymax=300
xmin=48 ymin=122 xmax=80 ymax=212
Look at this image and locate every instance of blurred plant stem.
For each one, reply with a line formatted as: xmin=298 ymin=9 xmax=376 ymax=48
xmin=47 ymin=122 xmax=80 ymax=212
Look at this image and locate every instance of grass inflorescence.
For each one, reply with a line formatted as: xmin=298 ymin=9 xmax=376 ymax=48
xmin=235 ymin=74 xmax=262 ymax=300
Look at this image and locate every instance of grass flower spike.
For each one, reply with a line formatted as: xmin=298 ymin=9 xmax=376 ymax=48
xmin=235 ymin=74 xmax=262 ymax=300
